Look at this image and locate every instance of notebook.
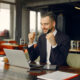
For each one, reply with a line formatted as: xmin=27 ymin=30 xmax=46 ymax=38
xmin=37 ymin=71 xmax=78 ymax=80
xmin=3 ymin=49 xmax=42 ymax=69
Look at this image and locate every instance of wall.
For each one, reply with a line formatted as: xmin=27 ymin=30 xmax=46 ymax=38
xmin=10 ymin=5 xmax=16 ymax=40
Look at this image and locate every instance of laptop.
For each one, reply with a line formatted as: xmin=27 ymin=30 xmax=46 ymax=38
xmin=3 ymin=49 xmax=43 ymax=70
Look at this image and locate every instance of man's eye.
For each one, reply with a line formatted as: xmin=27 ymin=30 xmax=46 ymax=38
xmin=40 ymin=23 xmax=49 ymax=26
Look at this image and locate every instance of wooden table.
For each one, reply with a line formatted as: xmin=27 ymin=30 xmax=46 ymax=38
xmin=0 ymin=57 xmax=80 ymax=80
xmin=3 ymin=39 xmax=15 ymax=41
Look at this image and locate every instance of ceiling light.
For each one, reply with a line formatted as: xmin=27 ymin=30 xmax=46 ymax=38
xmin=75 ymin=6 xmax=80 ymax=10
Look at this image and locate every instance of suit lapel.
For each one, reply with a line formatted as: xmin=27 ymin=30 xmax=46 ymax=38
xmin=43 ymin=34 xmax=47 ymax=53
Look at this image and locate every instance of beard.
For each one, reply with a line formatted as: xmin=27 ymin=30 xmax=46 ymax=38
xmin=42 ymin=27 xmax=53 ymax=34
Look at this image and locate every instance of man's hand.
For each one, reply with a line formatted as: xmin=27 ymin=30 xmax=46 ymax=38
xmin=46 ymin=33 xmax=57 ymax=46
xmin=28 ymin=32 xmax=35 ymax=45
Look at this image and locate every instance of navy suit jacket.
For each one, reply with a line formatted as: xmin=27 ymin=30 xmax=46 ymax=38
xmin=28 ymin=31 xmax=70 ymax=66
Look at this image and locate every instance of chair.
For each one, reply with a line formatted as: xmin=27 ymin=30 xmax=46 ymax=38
xmin=67 ymin=53 xmax=80 ymax=68
xmin=8 ymin=40 xmax=17 ymax=44
xmin=0 ymin=50 xmax=5 ymax=55
xmin=0 ymin=41 xmax=6 ymax=55
xmin=0 ymin=41 xmax=6 ymax=44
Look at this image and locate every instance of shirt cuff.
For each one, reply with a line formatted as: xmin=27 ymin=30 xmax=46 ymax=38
xmin=28 ymin=41 xmax=37 ymax=48
xmin=28 ymin=44 xmax=33 ymax=48
xmin=52 ymin=44 xmax=57 ymax=48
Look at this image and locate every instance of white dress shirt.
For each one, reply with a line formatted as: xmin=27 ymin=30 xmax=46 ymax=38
xmin=47 ymin=29 xmax=57 ymax=64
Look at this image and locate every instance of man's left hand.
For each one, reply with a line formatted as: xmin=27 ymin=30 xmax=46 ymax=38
xmin=46 ymin=33 xmax=57 ymax=46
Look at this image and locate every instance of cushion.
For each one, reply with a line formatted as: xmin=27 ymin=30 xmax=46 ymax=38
xmin=67 ymin=53 xmax=80 ymax=68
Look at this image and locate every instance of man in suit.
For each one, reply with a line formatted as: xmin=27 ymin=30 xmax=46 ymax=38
xmin=28 ymin=11 xmax=70 ymax=66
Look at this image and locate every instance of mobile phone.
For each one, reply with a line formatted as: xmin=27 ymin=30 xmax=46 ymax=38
xmin=43 ymin=64 xmax=58 ymax=70
xmin=47 ymin=29 xmax=52 ymax=34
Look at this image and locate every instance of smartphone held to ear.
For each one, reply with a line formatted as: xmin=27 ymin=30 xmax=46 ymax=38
xmin=47 ymin=29 xmax=52 ymax=34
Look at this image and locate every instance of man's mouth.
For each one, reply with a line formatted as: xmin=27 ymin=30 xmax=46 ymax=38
xmin=43 ymin=29 xmax=48 ymax=33
xmin=43 ymin=29 xmax=48 ymax=31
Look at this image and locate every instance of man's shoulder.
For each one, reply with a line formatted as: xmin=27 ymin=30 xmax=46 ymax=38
xmin=57 ymin=31 xmax=69 ymax=38
xmin=56 ymin=30 xmax=70 ymax=42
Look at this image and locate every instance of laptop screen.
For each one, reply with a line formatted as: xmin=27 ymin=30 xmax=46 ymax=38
xmin=4 ymin=49 xmax=30 ymax=69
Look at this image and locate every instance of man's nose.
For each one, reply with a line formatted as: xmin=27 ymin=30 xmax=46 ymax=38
xmin=42 ymin=24 xmax=45 ymax=28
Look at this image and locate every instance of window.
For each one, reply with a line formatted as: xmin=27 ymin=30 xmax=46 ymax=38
xmin=30 ymin=11 xmax=41 ymax=40
xmin=30 ymin=11 xmax=41 ymax=32
xmin=0 ymin=3 xmax=10 ymax=38
xmin=30 ymin=11 xmax=36 ymax=32
xmin=37 ymin=12 xmax=42 ymax=35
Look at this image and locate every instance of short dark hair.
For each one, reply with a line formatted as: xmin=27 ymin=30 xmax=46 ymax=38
xmin=41 ymin=11 xmax=56 ymax=21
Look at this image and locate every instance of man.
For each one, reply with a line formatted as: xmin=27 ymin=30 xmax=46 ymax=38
xmin=28 ymin=11 xmax=70 ymax=66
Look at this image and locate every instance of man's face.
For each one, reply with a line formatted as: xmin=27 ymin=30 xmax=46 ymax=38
xmin=40 ymin=16 xmax=55 ymax=33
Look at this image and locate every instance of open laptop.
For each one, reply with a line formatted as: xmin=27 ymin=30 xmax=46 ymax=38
xmin=3 ymin=49 xmax=43 ymax=70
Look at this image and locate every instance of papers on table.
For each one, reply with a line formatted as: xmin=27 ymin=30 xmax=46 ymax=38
xmin=37 ymin=71 xmax=78 ymax=80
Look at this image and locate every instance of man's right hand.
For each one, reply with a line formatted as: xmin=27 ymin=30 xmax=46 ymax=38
xmin=28 ymin=32 xmax=35 ymax=45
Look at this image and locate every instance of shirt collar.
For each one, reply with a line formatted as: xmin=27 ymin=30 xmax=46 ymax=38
xmin=53 ymin=29 xmax=57 ymax=36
